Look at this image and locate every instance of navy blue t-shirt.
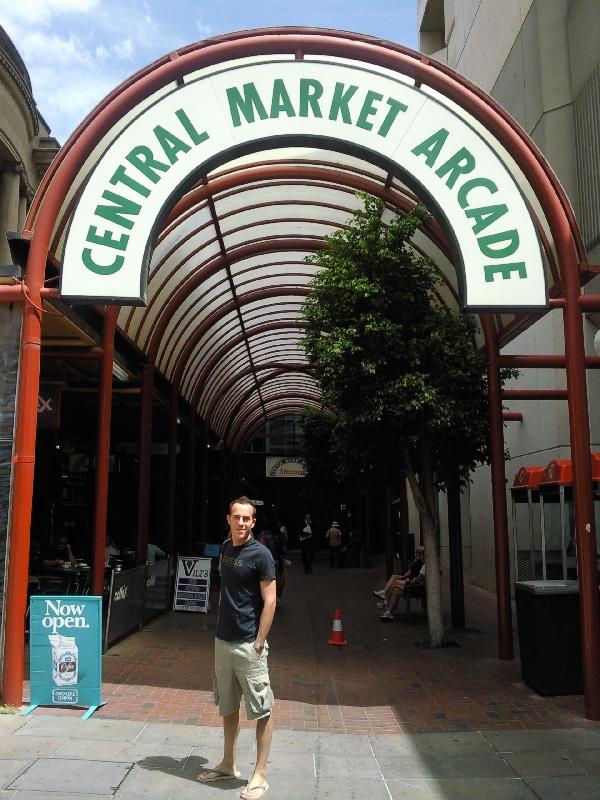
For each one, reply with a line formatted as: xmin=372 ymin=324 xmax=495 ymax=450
xmin=216 ymin=536 xmax=276 ymax=642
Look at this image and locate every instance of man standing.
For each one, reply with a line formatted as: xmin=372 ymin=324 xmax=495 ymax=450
xmin=198 ymin=497 xmax=276 ymax=800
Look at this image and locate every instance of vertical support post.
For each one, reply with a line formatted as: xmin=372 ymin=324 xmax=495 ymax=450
xmin=397 ymin=471 xmax=410 ymax=572
xmin=483 ymin=315 xmax=513 ymax=660
xmin=384 ymin=483 xmax=394 ymax=577
xmin=562 ymin=266 xmax=600 ymax=720
xmin=167 ymin=383 xmax=178 ymax=557
xmin=200 ymin=422 xmax=208 ymax=538
xmin=136 ymin=363 xmax=153 ymax=566
xmin=186 ymin=407 xmax=197 ymax=553
xmin=0 ymin=247 xmax=44 ymax=706
xmin=447 ymin=476 xmax=465 ymax=630
xmin=91 ymin=307 xmax=118 ymax=596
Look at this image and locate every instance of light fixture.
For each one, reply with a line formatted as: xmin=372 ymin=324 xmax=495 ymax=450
xmin=111 ymin=361 xmax=129 ymax=382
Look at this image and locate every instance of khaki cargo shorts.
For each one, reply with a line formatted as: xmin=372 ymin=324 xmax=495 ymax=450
xmin=213 ymin=637 xmax=274 ymax=720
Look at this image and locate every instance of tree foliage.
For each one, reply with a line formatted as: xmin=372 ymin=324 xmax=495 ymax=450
xmin=301 ymin=193 xmax=507 ymax=646
xmin=302 ymin=193 xmax=491 ymax=488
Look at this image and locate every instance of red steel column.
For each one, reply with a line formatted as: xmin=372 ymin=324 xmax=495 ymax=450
xmin=563 ymin=262 xmax=600 ymax=719
xmin=483 ymin=315 xmax=514 ymax=660
xmin=0 ymin=254 xmax=44 ymax=705
xmin=167 ymin=383 xmax=178 ymax=557
xmin=186 ymin=407 xmax=197 ymax=552
xmin=200 ymin=422 xmax=208 ymax=538
xmin=91 ymin=307 xmax=118 ymax=596
xmin=136 ymin=363 xmax=154 ymax=566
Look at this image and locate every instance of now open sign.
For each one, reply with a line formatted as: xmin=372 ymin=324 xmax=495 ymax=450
xmin=29 ymin=595 xmax=103 ymax=711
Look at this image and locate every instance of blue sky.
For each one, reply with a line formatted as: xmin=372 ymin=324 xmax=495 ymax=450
xmin=0 ymin=0 xmax=417 ymax=144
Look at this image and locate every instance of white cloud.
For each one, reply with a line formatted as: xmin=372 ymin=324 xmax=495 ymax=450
xmin=196 ymin=18 xmax=212 ymax=37
xmin=113 ymin=37 xmax=134 ymax=60
xmin=0 ymin=0 xmax=100 ymax=27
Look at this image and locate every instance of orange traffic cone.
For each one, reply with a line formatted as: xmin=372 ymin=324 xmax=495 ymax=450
xmin=328 ymin=608 xmax=348 ymax=646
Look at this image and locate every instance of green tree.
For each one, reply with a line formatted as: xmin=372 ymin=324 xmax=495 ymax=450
xmin=301 ymin=193 xmax=500 ymax=647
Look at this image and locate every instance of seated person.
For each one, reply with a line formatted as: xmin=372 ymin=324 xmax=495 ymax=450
xmin=373 ymin=545 xmax=424 ymax=604
xmin=42 ymin=534 xmax=76 ymax=570
xmin=105 ymin=536 xmax=120 ymax=566
xmin=147 ymin=541 xmax=166 ymax=564
xmin=379 ymin=547 xmax=426 ymax=621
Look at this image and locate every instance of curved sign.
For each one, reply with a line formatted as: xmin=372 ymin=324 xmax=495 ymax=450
xmin=61 ymin=57 xmax=547 ymax=310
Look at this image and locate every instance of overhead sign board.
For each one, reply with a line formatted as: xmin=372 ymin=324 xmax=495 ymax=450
xmin=266 ymin=456 xmax=306 ymax=478
xmin=61 ymin=57 xmax=547 ymax=311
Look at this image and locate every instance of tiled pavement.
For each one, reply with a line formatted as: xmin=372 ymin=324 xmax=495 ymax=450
xmin=4 ymin=553 xmax=599 ymax=799
xmin=24 ymin=552 xmax=597 ymax=734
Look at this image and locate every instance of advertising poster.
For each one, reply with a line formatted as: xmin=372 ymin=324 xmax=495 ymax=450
xmin=29 ymin=595 xmax=102 ymax=709
xmin=173 ymin=556 xmax=211 ymax=613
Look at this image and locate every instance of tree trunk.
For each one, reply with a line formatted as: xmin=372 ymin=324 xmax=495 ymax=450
xmin=403 ymin=443 xmax=446 ymax=647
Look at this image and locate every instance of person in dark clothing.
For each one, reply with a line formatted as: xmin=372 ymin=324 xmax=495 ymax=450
xmin=372 ymin=545 xmax=424 ymax=604
xmin=42 ymin=533 xmax=76 ymax=570
xmin=299 ymin=513 xmax=314 ymax=573
xmin=197 ymin=496 xmax=276 ymax=800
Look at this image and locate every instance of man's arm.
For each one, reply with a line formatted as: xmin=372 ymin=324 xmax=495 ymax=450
xmin=254 ymin=579 xmax=276 ymax=651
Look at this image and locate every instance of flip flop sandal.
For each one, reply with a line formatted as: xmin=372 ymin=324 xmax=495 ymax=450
xmin=197 ymin=768 xmax=241 ymax=782
xmin=240 ymin=781 xmax=269 ymax=799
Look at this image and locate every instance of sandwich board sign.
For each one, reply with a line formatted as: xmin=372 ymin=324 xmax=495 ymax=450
xmin=24 ymin=595 xmax=104 ymax=719
xmin=173 ymin=556 xmax=212 ymax=613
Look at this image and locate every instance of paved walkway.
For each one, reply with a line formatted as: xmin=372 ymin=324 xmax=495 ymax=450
xmin=2 ymin=552 xmax=598 ymax=798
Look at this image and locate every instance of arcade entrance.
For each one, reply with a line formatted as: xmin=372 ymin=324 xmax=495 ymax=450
xmin=1 ymin=28 xmax=599 ymax=719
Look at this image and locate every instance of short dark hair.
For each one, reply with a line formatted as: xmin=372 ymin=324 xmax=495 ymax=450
xmin=229 ymin=496 xmax=256 ymax=518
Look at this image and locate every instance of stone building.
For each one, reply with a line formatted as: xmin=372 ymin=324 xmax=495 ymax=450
xmin=418 ymin=0 xmax=600 ymax=591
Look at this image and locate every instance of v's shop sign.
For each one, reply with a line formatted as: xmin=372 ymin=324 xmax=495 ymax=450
xmin=173 ymin=556 xmax=212 ymax=613
xmin=60 ymin=57 xmax=547 ymax=311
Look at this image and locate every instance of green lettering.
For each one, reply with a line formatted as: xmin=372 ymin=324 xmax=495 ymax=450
xmin=270 ymin=78 xmax=296 ymax=118
xmin=411 ymin=128 xmax=449 ymax=166
xmin=110 ymin=165 xmax=150 ymax=198
xmin=86 ymin=225 xmax=129 ymax=251
xmin=356 ymin=90 xmax=383 ymax=131
xmin=82 ymin=248 xmax=124 ymax=276
xmin=299 ymin=78 xmax=323 ymax=118
xmin=125 ymin=146 xmax=169 ymax=184
xmin=226 ymin=83 xmax=268 ymax=127
xmin=465 ymin=204 xmax=508 ymax=235
xmin=457 ymin=177 xmax=498 ymax=208
xmin=478 ymin=229 xmax=520 ymax=259
xmin=377 ymin=97 xmax=408 ymax=137
xmin=329 ymin=82 xmax=358 ymax=124
xmin=175 ymin=108 xmax=209 ymax=145
xmin=153 ymin=125 xmax=191 ymax=164
xmin=94 ymin=190 xmax=141 ymax=230
xmin=435 ymin=147 xmax=476 ymax=188
xmin=484 ymin=262 xmax=527 ymax=282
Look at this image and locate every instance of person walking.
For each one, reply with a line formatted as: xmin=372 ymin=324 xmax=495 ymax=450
xmin=299 ymin=512 xmax=314 ymax=573
xmin=325 ymin=521 xmax=343 ymax=568
xmin=197 ymin=496 xmax=277 ymax=799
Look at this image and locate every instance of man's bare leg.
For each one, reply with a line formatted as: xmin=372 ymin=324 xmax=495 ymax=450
xmin=242 ymin=713 xmax=272 ymax=796
xmin=198 ymin=710 xmax=241 ymax=780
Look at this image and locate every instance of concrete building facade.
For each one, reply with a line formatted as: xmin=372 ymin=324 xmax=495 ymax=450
xmin=418 ymin=0 xmax=600 ymax=592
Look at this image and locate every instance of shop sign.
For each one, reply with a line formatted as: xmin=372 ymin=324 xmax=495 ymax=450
xmin=104 ymin=566 xmax=147 ymax=650
xmin=28 ymin=595 xmax=102 ymax=712
xmin=173 ymin=556 xmax=211 ymax=613
xmin=61 ymin=58 xmax=547 ymax=311
xmin=37 ymin=386 xmax=61 ymax=429
xmin=266 ymin=456 xmax=306 ymax=478
xmin=142 ymin=557 xmax=173 ymax=624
